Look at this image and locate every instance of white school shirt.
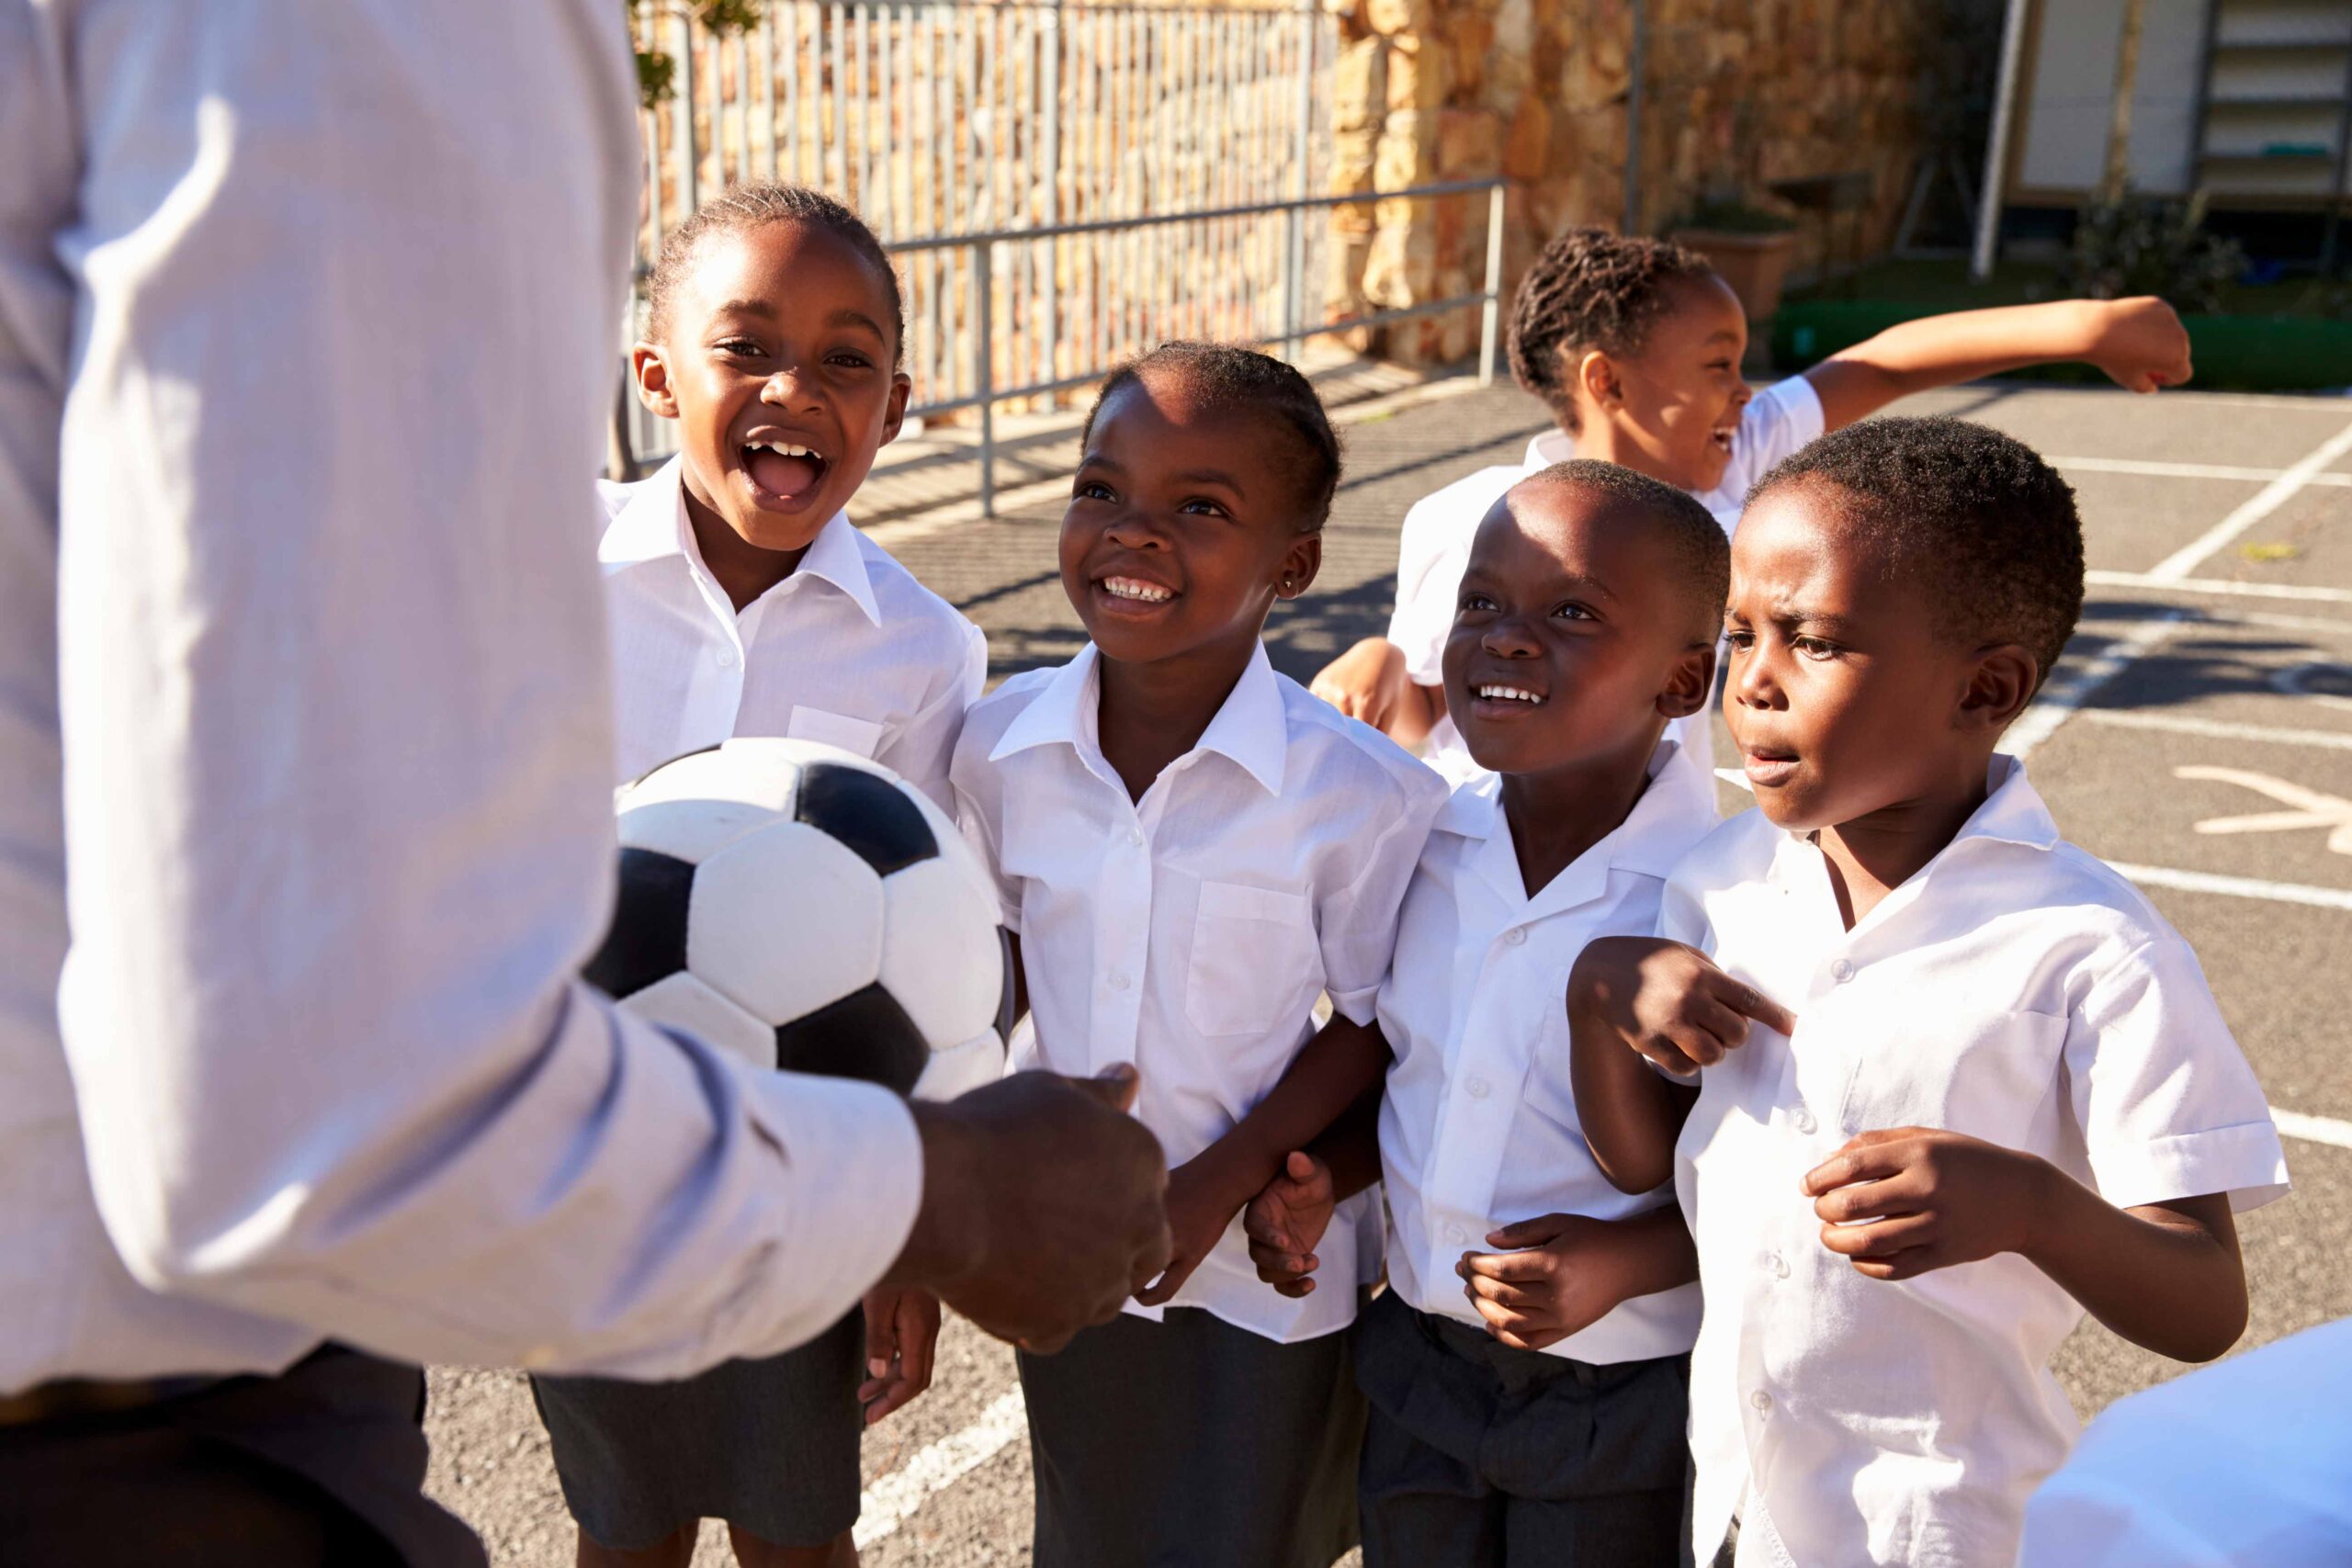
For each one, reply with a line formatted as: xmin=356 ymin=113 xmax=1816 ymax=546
xmin=1385 ymin=377 xmax=1826 ymax=784
xmin=1662 ymin=756 xmax=2290 ymax=1568
xmin=2018 ymin=1316 xmax=2352 ymax=1568
xmin=6 ymin=0 xmax=922 ymax=1393
xmin=1377 ymin=741 xmax=1714 ymax=1363
xmin=600 ymin=458 xmax=986 ymax=806
xmin=951 ymin=642 xmax=1447 ymax=1342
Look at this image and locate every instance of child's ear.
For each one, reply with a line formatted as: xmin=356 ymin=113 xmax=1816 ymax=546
xmin=630 ymin=343 xmax=680 ymax=420
xmin=1657 ymin=643 xmax=1717 ymax=720
xmin=1959 ymin=644 xmax=2039 ymax=732
xmin=1576 ymin=349 xmax=1623 ymax=412
xmin=1274 ymin=531 xmax=1323 ymax=601
xmin=878 ymin=369 xmax=914 ymax=447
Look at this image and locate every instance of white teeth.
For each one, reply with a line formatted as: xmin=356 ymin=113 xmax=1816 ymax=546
xmin=1102 ymin=577 xmax=1173 ymax=604
xmin=1476 ymin=684 xmax=1542 ymax=704
xmin=745 ymin=440 xmax=820 ymax=459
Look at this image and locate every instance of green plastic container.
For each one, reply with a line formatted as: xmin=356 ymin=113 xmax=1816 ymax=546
xmin=1771 ymin=301 xmax=2352 ymax=393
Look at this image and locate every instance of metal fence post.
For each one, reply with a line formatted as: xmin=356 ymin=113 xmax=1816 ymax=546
xmin=976 ymin=240 xmax=996 ymax=517
xmin=1477 ymin=182 xmax=1505 ymax=387
xmin=672 ymin=7 xmax=700 ymax=217
xmin=1282 ymin=3 xmax=1316 ymax=361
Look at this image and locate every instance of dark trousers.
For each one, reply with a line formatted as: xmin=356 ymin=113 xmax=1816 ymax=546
xmin=1018 ymin=1305 xmax=1364 ymax=1568
xmin=0 ymin=1345 xmax=482 ymax=1568
xmin=1353 ymin=1289 xmax=1690 ymax=1568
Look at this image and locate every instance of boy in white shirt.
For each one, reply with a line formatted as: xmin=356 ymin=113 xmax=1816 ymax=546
xmin=951 ymin=344 xmax=1447 ymax=1568
xmin=1242 ymin=460 xmax=1733 ymax=1565
xmin=1567 ymin=417 xmax=2291 ymax=1568
xmin=1311 ymin=228 xmax=2197 ymax=784
xmin=540 ymin=185 xmax=983 ymax=1568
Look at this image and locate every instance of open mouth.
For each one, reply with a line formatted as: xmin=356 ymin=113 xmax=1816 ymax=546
xmin=1742 ymin=749 xmax=1799 ymax=786
xmin=1465 ymin=680 xmax=1546 ymax=716
xmin=740 ymin=437 xmax=831 ymax=506
xmin=1709 ymin=427 xmax=1736 ymax=456
xmin=1095 ymin=574 xmax=1178 ymax=608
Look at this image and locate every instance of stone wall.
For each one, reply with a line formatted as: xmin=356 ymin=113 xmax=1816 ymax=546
xmin=1326 ymin=0 xmax=1976 ymax=362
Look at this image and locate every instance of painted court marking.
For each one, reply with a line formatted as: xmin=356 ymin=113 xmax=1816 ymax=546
xmin=2087 ymin=570 xmax=2352 ymax=608
xmin=2143 ymin=420 xmax=2352 ymax=582
xmin=2107 ymin=861 xmax=2352 ymax=911
xmin=2081 ymin=710 xmax=2352 ymax=752
xmin=2055 ymin=455 xmax=2352 ymax=487
xmin=2275 ymin=1108 xmax=2352 ymax=1151
xmin=854 ymin=1387 xmax=1029 ymax=1548
xmin=2177 ymin=766 xmax=2352 ymax=854
xmin=2005 ymin=611 xmax=2194 ymax=760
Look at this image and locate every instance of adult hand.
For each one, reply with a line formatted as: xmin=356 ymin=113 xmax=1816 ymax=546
xmin=890 ymin=1066 xmax=1171 ymax=1353
xmin=1569 ymin=936 xmax=1796 ymax=1077
xmin=2086 ymin=296 xmax=2193 ymax=394
xmin=1310 ymin=637 xmax=1408 ymax=729
xmin=857 ymin=1286 xmax=940 ymax=1425
xmin=1802 ymin=1127 xmax=2050 ymax=1280
xmin=1242 ymin=1151 xmax=1337 ymax=1299
xmin=1458 ymin=1213 xmax=1636 ymax=1351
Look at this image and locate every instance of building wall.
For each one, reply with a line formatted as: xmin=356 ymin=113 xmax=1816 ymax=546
xmin=1324 ymin=0 xmax=1981 ymax=360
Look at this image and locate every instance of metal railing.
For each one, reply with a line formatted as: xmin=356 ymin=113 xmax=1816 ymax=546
xmin=624 ymin=1 xmax=1507 ymax=513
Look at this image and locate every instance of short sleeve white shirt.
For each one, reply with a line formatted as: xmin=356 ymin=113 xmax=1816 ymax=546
xmin=1663 ymin=756 xmax=2290 ymax=1568
xmin=950 ymin=642 xmax=1448 ymax=1342
xmin=1377 ymin=741 xmax=1715 ymax=1363
xmin=1386 ymin=378 xmax=1826 ymax=785
xmin=600 ymin=457 xmax=987 ymax=804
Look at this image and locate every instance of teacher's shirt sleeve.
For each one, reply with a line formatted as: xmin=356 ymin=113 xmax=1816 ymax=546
xmin=50 ymin=0 xmax=920 ymax=1379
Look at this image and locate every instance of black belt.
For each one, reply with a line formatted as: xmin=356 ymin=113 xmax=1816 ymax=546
xmin=0 ymin=1372 xmax=227 ymax=1429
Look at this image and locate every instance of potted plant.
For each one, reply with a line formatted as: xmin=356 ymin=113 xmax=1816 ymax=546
xmin=1672 ymin=194 xmax=1803 ymax=322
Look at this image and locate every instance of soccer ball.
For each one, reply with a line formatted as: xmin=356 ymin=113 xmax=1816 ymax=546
xmin=582 ymin=738 xmax=1012 ymax=1101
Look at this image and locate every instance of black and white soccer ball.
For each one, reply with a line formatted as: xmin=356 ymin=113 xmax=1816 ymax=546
xmin=582 ymin=738 xmax=1012 ymax=1100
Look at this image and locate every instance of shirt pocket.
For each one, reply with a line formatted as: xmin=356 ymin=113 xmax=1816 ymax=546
xmin=786 ymin=705 xmax=885 ymax=760
xmin=1185 ymin=880 xmax=1317 ymax=1038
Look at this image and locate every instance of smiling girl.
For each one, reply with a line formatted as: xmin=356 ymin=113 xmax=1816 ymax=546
xmin=1313 ymin=228 xmax=2196 ymax=784
xmin=537 ymin=185 xmax=985 ymax=1568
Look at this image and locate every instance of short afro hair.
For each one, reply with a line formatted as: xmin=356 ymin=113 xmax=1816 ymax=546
xmin=1749 ymin=417 xmax=2085 ymax=686
xmin=1080 ymin=342 xmax=1344 ymax=531
xmin=1514 ymin=458 xmax=1729 ymax=642
xmin=1507 ymin=230 xmax=1719 ymax=430
xmin=645 ymin=184 xmax=904 ymax=364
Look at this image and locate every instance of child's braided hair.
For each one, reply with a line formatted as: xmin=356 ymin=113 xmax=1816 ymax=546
xmin=1506 ymin=230 xmax=1718 ymax=429
xmin=645 ymin=184 xmax=905 ymax=365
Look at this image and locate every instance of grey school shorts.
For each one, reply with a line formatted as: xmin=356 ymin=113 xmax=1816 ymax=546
xmin=530 ymin=1308 xmax=863 ymax=1551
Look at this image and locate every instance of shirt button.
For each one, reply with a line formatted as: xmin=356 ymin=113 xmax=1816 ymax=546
xmin=1792 ymin=1108 xmax=1817 ymax=1135
xmin=1831 ymin=958 xmax=1854 ymax=982
xmin=1126 ymin=827 xmax=1144 ymax=847
xmin=1502 ymin=926 xmax=1527 ymax=946
xmin=1446 ymin=1224 xmax=1468 ymax=1246
xmin=1750 ymin=1388 xmax=1773 ymax=1416
xmin=1108 ymin=971 xmax=1131 ymax=992
xmin=1769 ymin=1250 xmax=1790 ymax=1280
xmin=715 ymin=649 xmax=738 ymax=669
xmin=1464 ymin=1076 xmax=1490 ymax=1100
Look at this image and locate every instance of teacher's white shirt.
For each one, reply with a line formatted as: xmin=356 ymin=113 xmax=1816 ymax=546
xmin=600 ymin=457 xmax=986 ymax=804
xmin=1665 ymin=757 xmax=2290 ymax=1568
xmin=1377 ymin=742 xmax=1714 ymax=1364
xmin=951 ymin=643 xmax=1446 ymax=1343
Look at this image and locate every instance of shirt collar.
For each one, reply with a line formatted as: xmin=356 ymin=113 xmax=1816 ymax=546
xmin=1442 ymin=739 xmax=1715 ymax=911
xmin=1522 ymin=428 xmax=1578 ymax=472
xmin=596 ymin=457 xmax=881 ymax=627
xmin=989 ymin=642 xmax=1290 ymax=796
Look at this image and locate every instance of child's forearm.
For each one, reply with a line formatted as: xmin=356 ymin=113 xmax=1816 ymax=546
xmin=1601 ymin=1201 xmax=1700 ymax=1303
xmin=1202 ymin=1014 xmax=1392 ymax=1198
xmin=1305 ymin=1083 xmax=1385 ymax=1203
xmin=2022 ymin=1170 xmax=2245 ymax=1363
xmin=1808 ymin=301 xmax=2107 ymax=426
xmin=1566 ymin=964 xmax=1688 ymax=1193
xmin=1390 ymin=670 xmax=1442 ymax=750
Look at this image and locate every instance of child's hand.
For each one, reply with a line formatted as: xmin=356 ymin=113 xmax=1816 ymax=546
xmin=1309 ymin=637 xmax=1408 ymax=729
xmin=859 ymin=1286 xmax=942 ymax=1425
xmin=1803 ymin=1128 xmax=2051 ymax=1280
xmin=1134 ymin=1149 xmax=1253 ymax=1306
xmin=1570 ymin=936 xmax=1797 ymax=1077
xmin=1242 ymin=1150 xmax=1338 ymax=1298
xmin=2086 ymin=296 xmax=2193 ymax=394
xmin=1457 ymin=1214 xmax=1636 ymax=1351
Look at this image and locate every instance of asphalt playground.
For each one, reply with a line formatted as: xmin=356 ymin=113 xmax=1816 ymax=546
xmin=425 ymin=375 xmax=2352 ymax=1566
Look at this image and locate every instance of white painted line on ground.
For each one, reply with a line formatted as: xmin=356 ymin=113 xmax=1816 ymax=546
xmin=2275 ymin=1108 xmax=2352 ymax=1151
xmin=2145 ymin=420 xmax=2352 ymax=582
xmin=2080 ymin=710 xmax=2352 ymax=752
xmin=854 ymin=1387 xmax=1029 ymax=1549
xmin=2086 ymin=570 xmax=2352 ymax=607
xmin=2006 ymin=611 xmax=2194 ymax=760
xmin=2055 ymin=455 xmax=2352 ymax=487
xmin=2109 ymin=861 xmax=2352 ymax=911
